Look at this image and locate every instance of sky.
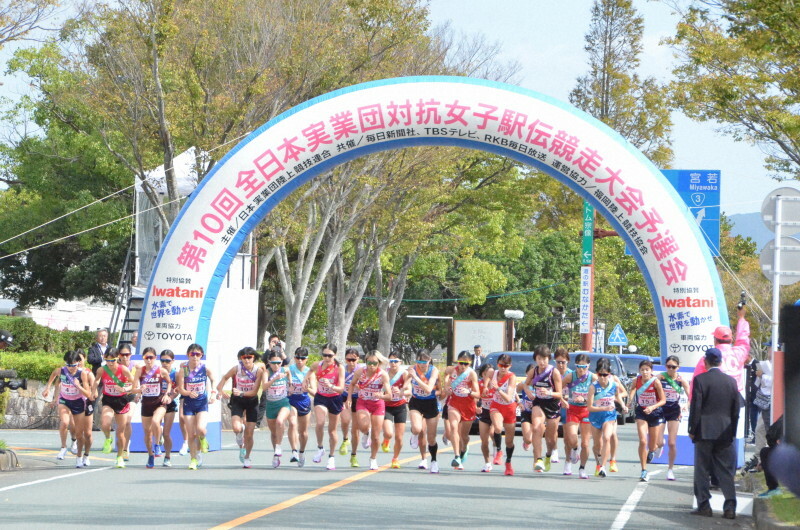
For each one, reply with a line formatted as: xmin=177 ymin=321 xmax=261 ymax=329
xmin=426 ymin=0 xmax=800 ymax=218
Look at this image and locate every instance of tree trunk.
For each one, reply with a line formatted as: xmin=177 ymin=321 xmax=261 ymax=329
xmin=375 ymin=251 xmax=417 ymax=357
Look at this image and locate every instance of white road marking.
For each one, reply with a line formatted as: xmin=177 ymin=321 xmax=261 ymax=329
xmin=0 ymin=466 xmax=110 ymax=493
xmin=610 ymin=470 xmax=663 ymax=529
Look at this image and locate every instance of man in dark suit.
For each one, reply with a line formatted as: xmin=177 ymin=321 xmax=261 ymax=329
xmin=689 ymin=347 xmax=740 ymax=519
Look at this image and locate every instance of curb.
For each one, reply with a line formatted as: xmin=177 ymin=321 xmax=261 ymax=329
xmin=753 ymin=496 xmax=797 ymax=529
xmin=0 ymin=449 xmax=19 ymax=471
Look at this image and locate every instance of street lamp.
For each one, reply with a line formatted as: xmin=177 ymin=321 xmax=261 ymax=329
xmin=504 ymin=310 xmax=524 ymax=351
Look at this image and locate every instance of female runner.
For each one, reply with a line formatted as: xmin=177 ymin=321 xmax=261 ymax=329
xmin=526 ymin=345 xmax=562 ymax=473
xmin=116 ymin=344 xmax=137 ymax=460
xmin=478 ymin=363 xmax=496 ymax=472
xmin=339 ymin=348 xmax=363 ymax=465
xmin=92 ymin=348 xmax=134 ymax=468
xmin=657 ymin=355 xmax=690 ymax=481
xmin=347 ymin=350 xmax=391 ymax=470
xmin=519 ymin=364 xmax=534 ymax=453
xmin=132 ymin=347 xmax=172 ymax=469
xmin=287 ymin=347 xmax=312 ymax=467
xmin=42 ymin=350 xmax=93 ymax=467
xmin=158 ymin=349 xmax=180 ymax=467
xmin=307 ymin=344 xmax=346 ymax=470
xmin=263 ymin=350 xmax=292 ymax=468
xmin=561 ymin=353 xmax=596 ymax=477
xmin=587 ymin=358 xmax=627 ymax=478
xmin=217 ymin=347 xmax=264 ymax=468
xmin=628 ymin=359 xmax=666 ymax=482
xmin=489 ymin=354 xmax=518 ymax=476
xmin=176 ymin=344 xmax=218 ymax=470
xmin=406 ymin=351 xmax=441 ymax=473
xmin=444 ymin=351 xmax=480 ymax=471
xmin=382 ymin=352 xmax=410 ymax=469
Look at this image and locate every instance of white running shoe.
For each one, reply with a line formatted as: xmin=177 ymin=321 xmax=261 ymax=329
xmin=82 ymin=455 xmax=91 ymax=467
xmin=362 ymin=434 xmax=371 ymax=450
xmin=570 ymin=447 xmax=580 ymax=464
xmin=235 ymin=430 xmax=244 ymax=448
xmin=298 ymin=454 xmax=305 ymax=468
xmin=430 ymin=460 xmax=439 ymax=474
xmin=272 ymin=454 xmax=281 ymax=468
xmin=313 ymin=447 xmax=325 ymax=463
xmin=275 ymin=445 xmax=283 ymax=457
xmin=523 ymin=441 xmax=531 ymax=451
xmin=369 ymin=458 xmax=378 ymax=470
xmin=75 ymin=457 xmax=83 ymax=468
xmin=409 ymin=435 xmax=419 ymax=450
xmin=579 ymin=467 xmax=588 ymax=479
xmin=243 ymin=458 xmax=252 ymax=469
xmin=551 ymin=449 xmax=559 ymax=463
xmin=418 ymin=459 xmax=428 ymax=470
xmin=563 ymin=461 xmax=572 ymax=476
xmin=481 ymin=463 xmax=492 ymax=473
xmin=179 ymin=442 xmax=189 ymax=456
xmin=57 ymin=447 xmax=67 ymax=460
xmin=666 ymin=468 xmax=675 ymax=481
xmin=70 ymin=440 xmax=78 ymax=455
xmin=326 ymin=457 xmax=336 ymax=470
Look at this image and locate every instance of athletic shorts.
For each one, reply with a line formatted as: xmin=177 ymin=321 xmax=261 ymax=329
xmin=141 ymin=396 xmax=166 ymax=418
xmin=102 ymin=394 xmax=131 ymax=415
xmin=566 ymin=405 xmax=590 ymax=424
xmin=165 ymin=400 xmax=178 ymax=414
xmin=314 ymin=393 xmax=344 ymax=415
xmin=520 ymin=410 xmax=532 ymax=424
xmin=532 ymin=397 xmax=561 ymax=420
xmin=350 ymin=396 xmax=359 ymax=413
xmin=560 ymin=406 xmax=567 ymax=424
xmin=229 ymin=395 xmax=259 ymax=423
xmin=635 ymin=406 xmax=665 ymax=427
xmin=84 ymin=399 xmax=95 ymax=416
xmin=662 ymin=402 xmax=681 ymax=422
xmin=448 ymin=395 xmax=476 ymax=422
xmin=356 ymin=398 xmax=385 ymax=416
xmin=408 ymin=397 xmax=439 ymax=419
xmin=478 ymin=407 xmax=492 ymax=425
xmin=441 ymin=404 xmax=449 ymax=420
xmin=289 ymin=394 xmax=312 ymax=416
xmin=59 ymin=397 xmax=85 ymax=415
xmin=182 ymin=396 xmax=208 ymax=416
xmin=266 ymin=398 xmax=291 ymax=419
xmin=589 ymin=411 xmax=617 ymax=430
xmin=384 ymin=403 xmax=408 ymax=424
xmin=490 ymin=402 xmax=517 ymax=424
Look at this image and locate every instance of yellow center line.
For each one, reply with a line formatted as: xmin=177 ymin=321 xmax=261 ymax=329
xmin=210 ymin=440 xmax=480 ymax=530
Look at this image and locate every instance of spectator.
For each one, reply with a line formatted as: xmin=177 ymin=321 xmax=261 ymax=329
xmin=689 ymin=348 xmax=740 ymax=520
xmin=87 ymin=329 xmax=110 ymax=375
xmin=692 ymin=304 xmax=750 ymax=394
xmin=130 ymin=331 xmax=138 ymax=356
xmin=758 ymin=415 xmax=784 ymax=497
xmin=472 ymin=345 xmax=484 ymax=370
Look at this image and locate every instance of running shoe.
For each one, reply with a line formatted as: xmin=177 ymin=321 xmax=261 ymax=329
xmin=579 ymin=467 xmax=588 ymax=479
xmin=369 ymin=458 xmax=378 ymax=470
xmin=598 ymin=466 xmax=607 ymax=478
xmin=82 ymin=455 xmax=91 ymax=467
xmin=409 ymin=435 xmax=419 ymax=450
xmin=646 ymin=450 xmax=654 ymax=464
xmin=154 ymin=444 xmax=162 ymax=457
xmin=350 ymin=455 xmax=359 ymax=468
xmin=243 ymin=458 xmax=251 ymax=469
xmin=70 ymin=439 xmax=78 ymax=455
xmin=200 ymin=437 xmax=209 ymax=453
xmin=430 ymin=460 xmax=440 ymax=474
xmin=504 ymin=462 xmax=514 ymax=476
xmin=544 ymin=455 xmax=551 ymax=472
xmin=493 ymin=450 xmax=503 ymax=466
xmin=381 ymin=439 xmax=390 ymax=453
xmin=595 ymin=464 xmax=602 ymax=476
xmin=298 ymin=454 xmax=305 ymax=468
xmin=563 ymin=461 xmax=572 ymax=476
xmin=179 ymin=441 xmax=189 ymax=456
xmin=481 ymin=463 xmax=492 ymax=473
xmin=758 ymin=488 xmax=783 ymax=498
xmin=339 ymin=439 xmax=350 ymax=455
xmin=361 ymin=434 xmax=371 ymax=449
xmin=451 ymin=456 xmax=461 ymax=469
xmin=551 ymin=449 xmax=559 ymax=463
xmin=609 ymin=460 xmax=619 ymax=473
xmin=188 ymin=458 xmax=198 ymax=470
xmin=115 ymin=456 xmax=126 ymax=469
xmin=313 ymin=447 xmax=325 ymax=463
xmin=102 ymin=438 xmax=113 ymax=454
xmin=640 ymin=469 xmax=649 ymax=482
xmin=239 ymin=447 xmax=246 ymax=463
xmin=272 ymin=454 xmax=281 ymax=468
xmin=570 ymin=447 xmax=579 ymax=464
xmin=326 ymin=456 xmax=336 ymax=470
xmin=666 ymin=469 xmax=675 ymax=481
xmin=290 ymin=450 xmax=299 ymax=463
xmin=198 ymin=453 xmax=204 ymax=468
xmin=655 ymin=444 xmax=664 ymax=459
xmin=390 ymin=458 xmax=400 ymax=469
xmin=235 ymin=430 xmax=244 ymax=448
xmin=75 ymin=457 xmax=83 ymax=468
xmin=57 ymin=447 xmax=67 ymax=460
xmin=162 ymin=457 xmax=171 ymax=468
xmin=461 ymin=447 xmax=469 ymax=465
xmin=418 ymin=459 xmax=428 ymax=470
xmin=534 ymin=458 xmax=545 ymax=473
xmin=275 ymin=445 xmax=283 ymax=457
xmin=147 ymin=455 xmax=155 ymax=469
xmin=123 ymin=450 xmax=130 ymax=461
xmin=523 ymin=441 xmax=531 ymax=451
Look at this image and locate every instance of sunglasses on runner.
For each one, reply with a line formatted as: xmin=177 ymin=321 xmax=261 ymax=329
xmin=240 ymin=355 xmax=254 ymax=360
xmin=188 ymin=352 xmax=203 ymax=357
xmin=576 ymin=364 xmax=589 ymax=369
xmin=66 ymin=363 xmax=78 ymax=368
xmin=366 ymin=361 xmax=379 ymax=366
xmin=119 ymin=353 xmax=131 ymax=357
xmin=322 ymin=353 xmax=335 ymax=358
xmin=106 ymin=359 xmax=118 ymax=363
xmin=497 ymin=363 xmax=510 ymax=368
xmin=269 ymin=360 xmax=282 ymax=364
xmin=143 ymin=355 xmax=156 ymax=360
xmin=295 ymin=356 xmax=308 ymax=360
xmin=345 ymin=357 xmax=358 ymax=362
xmin=415 ymin=360 xmax=429 ymax=365
xmin=457 ymin=361 xmax=471 ymax=366
xmin=556 ymin=360 xmax=568 ymax=364
xmin=666 ymin=364 xmax=679 ymax=369
xmin=160 ymin=359 xmax=172 ymax=363
xmin=389 ymin=359 xmax=401 ymax=363
xmin=597 ymin=373 xmax=610 ymax=377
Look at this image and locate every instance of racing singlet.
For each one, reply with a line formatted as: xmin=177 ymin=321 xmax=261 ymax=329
xmin=140 ymin=365 xmax=164 ymax=398
xmin=592 ymin=380 xmax=617 ymax=410
xmin=450 ymin=369 xmax=473 ymax=398
xmin=357 ymin=369 xmax=384 ymax=401
xmin=59 ymin=367 xmax=83 ymax=400
xmin=661 ymin=374 xmax=684 ymax=404
xmin=234 ymin=363 xmax=259 ymax=395
xmin=289 ymin=365 xmax=309 ymax=396
xmin=101 ymin=366 xmax=128 ymax=397
xmin=316 ymin=363 xmax=340 ymax=398
xmin=266 ymin=368 xmax=289 ymax=401
xmin=388 ymin=371 xmax=407 ymax=406
xmin=183 ymin=363 xmax=208 ymax=402
xmin=411 ymin=365 xmax=436 ymax=399
xmin=532 ymin=366 xmax=556 ymax=400
xmin=491 ymin=372 xmax=514 ymax=405
xmin=479 ymin=379 xmax=495 ymax=409
xmin=568 ymin=371 xmax=592 ymax=407
xmin=635 ymin=376 xmax=659 ymax=408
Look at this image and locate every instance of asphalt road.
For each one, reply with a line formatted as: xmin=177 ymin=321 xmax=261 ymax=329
xmin=0 ymin=425 xmax=755 ymax=529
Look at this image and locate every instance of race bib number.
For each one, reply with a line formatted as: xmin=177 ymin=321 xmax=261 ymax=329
xmin=142 ymin=383 xmax=161 ymax=397
xmin=187 ymin=381 xmax=205 ymax=394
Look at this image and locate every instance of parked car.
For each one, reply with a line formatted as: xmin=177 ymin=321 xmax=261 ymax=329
xmin=566 ymin=351 xmax=634 ymax=424
xmin=617 ymin=353 xmax=660 ymax=378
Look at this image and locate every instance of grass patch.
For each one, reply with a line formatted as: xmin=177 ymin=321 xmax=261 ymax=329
xmin=0 ymin=439 xmax=6 ymax=450
xmin=771 ymin=492 xmax=800 ymax=526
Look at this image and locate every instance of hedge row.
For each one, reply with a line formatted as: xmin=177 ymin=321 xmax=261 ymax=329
xmin=0 ymin=351 xmax=63 ymax=382
xmin=0 ymin=316 xmax=113 ymax=354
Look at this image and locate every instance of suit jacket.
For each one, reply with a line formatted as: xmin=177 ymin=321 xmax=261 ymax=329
xmin=689 ymin=367 xmax=740 ymax=443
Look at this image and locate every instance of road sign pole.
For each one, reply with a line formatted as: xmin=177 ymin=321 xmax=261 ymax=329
xmin=580 ymin=202 xmax=594 ymax=351
xmin=772 ymin=197 xmax=783 ymax=352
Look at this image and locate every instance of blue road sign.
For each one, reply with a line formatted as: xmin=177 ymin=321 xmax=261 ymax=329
xmin=661 ymin=169 xmax=721 ymax=257
xmin=607 ymin=323 xmax=628 ymax=346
